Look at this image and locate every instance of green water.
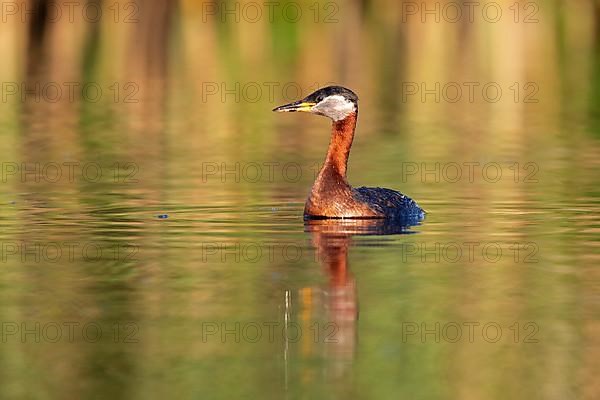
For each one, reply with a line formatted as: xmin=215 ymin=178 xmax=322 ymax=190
xmin=1 ymin=1 xmax=600 ymax=399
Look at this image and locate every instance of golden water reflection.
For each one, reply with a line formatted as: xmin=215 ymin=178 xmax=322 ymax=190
xmin=294 ymin=219 xmax=417 ymax=380
xmin=0 ymin=1 xmax=599 ymax=399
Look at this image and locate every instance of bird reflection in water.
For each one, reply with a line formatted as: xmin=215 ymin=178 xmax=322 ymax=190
xmin=282 ymin=217 xmax=419 ymax=385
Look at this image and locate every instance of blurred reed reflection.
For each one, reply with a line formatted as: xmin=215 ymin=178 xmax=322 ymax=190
xmin=0 ymin=1 xmax=599 ymax=399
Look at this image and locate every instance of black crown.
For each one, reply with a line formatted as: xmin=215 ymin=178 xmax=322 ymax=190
xmin=304 ymin=86 xmax=359 ymax=105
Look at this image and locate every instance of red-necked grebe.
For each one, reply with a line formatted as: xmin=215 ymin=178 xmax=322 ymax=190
xmin=273 ymin=86 xmax=424 ymax=222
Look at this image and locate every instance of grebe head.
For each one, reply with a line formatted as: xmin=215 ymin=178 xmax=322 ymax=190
xmin=273 ymin=86 xmax=358 ymax=121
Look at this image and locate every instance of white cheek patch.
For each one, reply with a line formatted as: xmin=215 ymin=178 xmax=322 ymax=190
xmin=314 ymin=95 xmax=356 ymax=121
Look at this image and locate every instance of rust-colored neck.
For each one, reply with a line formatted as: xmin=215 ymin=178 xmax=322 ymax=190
xmin=322 ymin=112 xmax=357 ymax=178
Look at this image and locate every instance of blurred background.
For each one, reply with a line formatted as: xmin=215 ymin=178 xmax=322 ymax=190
xmin=0 ymin=0 xmax=599 ymax=399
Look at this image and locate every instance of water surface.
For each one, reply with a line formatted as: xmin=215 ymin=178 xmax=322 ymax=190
xmin=1 ymin=1 xmax=600 ymax=399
